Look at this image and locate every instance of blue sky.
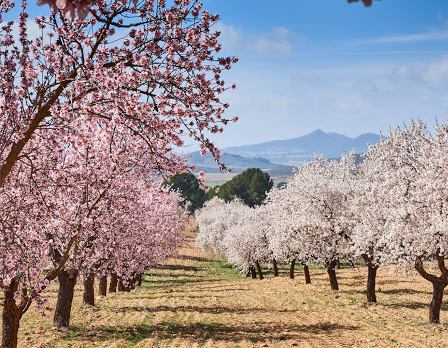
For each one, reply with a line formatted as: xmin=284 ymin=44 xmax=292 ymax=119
xmin=26 ymin=1 xmax=448 ymax=149
xmin=200 ymin=0 xmax=448 ymax=148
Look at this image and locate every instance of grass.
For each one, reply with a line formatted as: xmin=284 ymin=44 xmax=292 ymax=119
xmin=7 ymin=225 xmax=448 ymax=347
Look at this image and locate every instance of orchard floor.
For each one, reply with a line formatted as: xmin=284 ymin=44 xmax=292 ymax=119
xmin=12 ymin=232 xmax=448 ymax=347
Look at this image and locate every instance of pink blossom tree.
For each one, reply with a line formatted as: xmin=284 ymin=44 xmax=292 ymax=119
xmin=0 ymin=1 xmax=236 ymax=346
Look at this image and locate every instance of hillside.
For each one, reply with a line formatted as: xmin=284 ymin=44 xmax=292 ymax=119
xmin=225 ymin=129 xmax=380 ymax=165
xmin=189 ymin=151 xmax=295 ymax=176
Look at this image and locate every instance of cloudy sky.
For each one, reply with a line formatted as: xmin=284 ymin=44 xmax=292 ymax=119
xmin=199 ymin=0 xmax=448 ymax=148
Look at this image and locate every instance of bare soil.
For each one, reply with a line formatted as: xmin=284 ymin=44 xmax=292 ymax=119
xmin=9 ymin=228 xmax=448 ymax=347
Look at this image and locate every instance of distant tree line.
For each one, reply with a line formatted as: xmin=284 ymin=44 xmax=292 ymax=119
xmin=163 ymin=168 xmax=274 ymax=214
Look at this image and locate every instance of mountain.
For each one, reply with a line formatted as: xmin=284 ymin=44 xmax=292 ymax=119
xmin=189 ymin=151 xmax=295 ymax=177
xmin=224 ymin=129 xmax=380 ymax=165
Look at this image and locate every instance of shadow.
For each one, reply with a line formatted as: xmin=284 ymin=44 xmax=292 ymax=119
xmin=377 ymin=279 xmax=416 ymax=285
xmin=381 ymin=301 xmax=429 ymax=310
xmin=380 ymin=288 xmax=429 ymax=295
xmin=178 ymin=255 xmax=211 ymax=263
xmin=153 ymin=264 xmax=203 ymax=272
xmin=64 ymin=321 xmax=359 ymax=345
xmin=142 ymin=278 xmax=223 ymax=286
xmin=148 ymin=294 xmax=231 ymax=300
xmin=189 ymin=284 xmax=249 ymax=291
xmin=114 ymin=304 xmax=302 ymax=315
xmin=147 ymin=273 xmax=205 ymax=279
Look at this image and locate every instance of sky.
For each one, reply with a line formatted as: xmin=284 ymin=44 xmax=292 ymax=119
xmin=196 ymin=0 xmax=448 ymax=148
xmin=25 ymin=1 xmax=448 ymax=149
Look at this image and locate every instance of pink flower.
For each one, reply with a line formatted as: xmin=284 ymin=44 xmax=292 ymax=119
xmin=37 ymin=0 xmax=95 ymax=19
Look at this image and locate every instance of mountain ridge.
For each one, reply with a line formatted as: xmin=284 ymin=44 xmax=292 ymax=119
xmin=224 ymin=129 xmax=380 ymax=165
xmin=189 ymin=151 xmax=295 ymax=177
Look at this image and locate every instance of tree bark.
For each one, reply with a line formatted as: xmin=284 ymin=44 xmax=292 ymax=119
xmin=430 ymin=280 xmax=445 ymax=324
xmin=109 ymin=273 xmax=118 ymax=293
xmin=327 ymin=260 xmax=339 ymax=290
xmin=98 ymin=276 xmax=107 ymax=297
xmin=415 ymin=257 xmax=448 ymax=324
xmin=272 ymin=258 xmax=279 ymax=277
xmin=53 ymin=270 xmax=77 ymax=328
xmin=361 ymin=255 xmax=378 ymax=303
xmin=136 ymin=273 xmax=143 ymax=287
xmin=255 ymin=261 xmax=264 ymax=280
xmin=118 ymin=278 xmax=126 ymax=291
xmin=250 ymin=266 xmax=257 ymax=279
xmin=289 ymin=258 xmax=296 ymax=279
xmin=2 ymin=284 xmax=21 ymax=348
xmin=83 ymin=275 xmax=95 ymax=306
xmin=129 ymin=275 xmax=136 ymax=290
xmin=303 ymin=264 xmax=311 ymax=284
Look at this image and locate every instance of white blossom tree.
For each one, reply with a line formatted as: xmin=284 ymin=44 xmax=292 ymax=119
xmin=364 ymin=122 xmax=448 ymax=323
xmin=271 ymin=154 xmax=358 ymax=290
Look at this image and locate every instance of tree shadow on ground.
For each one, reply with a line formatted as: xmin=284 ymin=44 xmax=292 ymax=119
xmin=147 ymin=273 xmax=205 ymax=279
xmin=142 ymin=278 xmax=223 ymax=287
xmin=380 ymin=301 xmax=440 ymax=310
xmin=377 ymin=279 xmax=416 ymax=285
xmin=345 ymin=288 xmax=429 ymax=297
xmin=112 ymin=304 xmax=302 ymax=315
xmin=153 ymin=264 xmax=203 ymax=272
xmin=129 ymin=286 xmax=250 ymax=300
xmin=189 ymin=284 xmax=249 ymax=291
xmin=178 ymin=255 xmax=211 ymax=263
xmin=65 ymin=321 xmax=359 ymax=345
xmin=379 ymin=288 xmax=429 ymax=295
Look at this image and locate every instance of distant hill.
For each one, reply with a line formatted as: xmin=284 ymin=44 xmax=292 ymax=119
xmin=189 ymin=151 xmax=295 ymax=177
xmin=224 ymin=129 xmax=380 ymax=165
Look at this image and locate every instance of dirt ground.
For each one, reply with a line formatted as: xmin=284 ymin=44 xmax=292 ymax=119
xmin=10 ymin=228 xmax=448 ymax=347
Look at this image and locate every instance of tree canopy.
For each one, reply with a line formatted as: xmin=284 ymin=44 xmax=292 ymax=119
xmin=163 ymin=173 xmax=206 ymax=214
xmin=210 ymin=168 xmax=273 ymax=207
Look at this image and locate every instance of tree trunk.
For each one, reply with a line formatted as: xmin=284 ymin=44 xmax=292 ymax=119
xmin=109 ymin=273 xmax=118 ymax=293
xmin=53 ymin=270 xmax=77 ymax=328
xmin=2 ymin=286 xmax=21 ymax=348
xmin=303 ymin=264 xmax=311 ymax=284
xmin=272 ymin=258 xmax=279 ymax=277
xmin=289 ymin=258 xmax=296 ymax=279
xmin=250 ymin=266 xmax=257 ymax=279
xmin=255 ymin=261 xmax=264 ymax=280
xmin=136 ymin=273 xmax=143 ymax=287
xmin=129 ymin=275 xmax=136 ymax=290
xmin=327 ymin=260 xmax=339 ymax=290
xmin=366 ymin=263 xmax=378 ymax=303
xmin=83 ymin=275 xmax=95 ymax=306
xmin=429 ymin=280 xmax=445 ymax=324
xmin=98 ymin=276 xmax=107 ymax=297
xmin=118 ymin=278 xmax=126 ymax=291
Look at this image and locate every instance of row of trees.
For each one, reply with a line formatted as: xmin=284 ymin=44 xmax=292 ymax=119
xmin=0 ymin=1 xmax=237 ymax=347
xmin=196 ymin=121 xmax=448 ymax=324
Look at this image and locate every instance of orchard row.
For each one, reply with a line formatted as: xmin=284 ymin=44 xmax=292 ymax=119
xmin=196 ymin=121 xmax=448 ymax=325
xmin=0 ymin=1 xmax=237 ymax=347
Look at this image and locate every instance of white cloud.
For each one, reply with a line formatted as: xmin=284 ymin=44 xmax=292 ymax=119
xmin=212 ymin=56 xmax=448 ymax=148
xmin=215 ymin=22 xmax=300 ymax=56
xmin=352 ymin=30 xmax=448 ymax=45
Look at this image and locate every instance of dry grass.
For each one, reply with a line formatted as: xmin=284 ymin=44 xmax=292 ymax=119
xmin=10 ymin=226 xmax=448 ymax=347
